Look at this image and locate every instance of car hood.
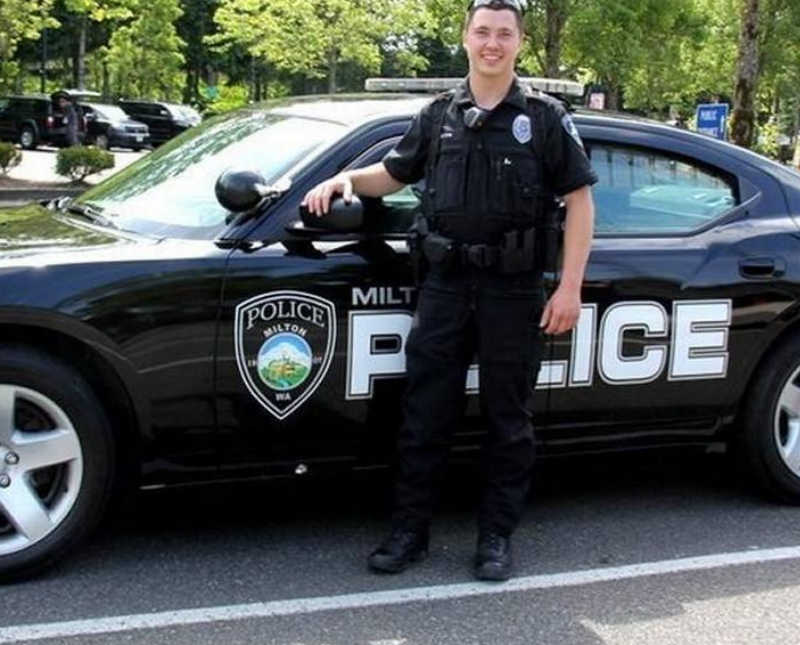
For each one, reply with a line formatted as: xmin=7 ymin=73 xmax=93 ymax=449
xmin=0 ymin=204 xmax=133 ymax=260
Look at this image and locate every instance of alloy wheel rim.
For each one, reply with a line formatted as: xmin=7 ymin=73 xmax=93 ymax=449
xmin=20 ymin=131 xmax=33 ymax=147
xmin=773 ymin=365 xmax=800 ymax=477
xmin=0 ymin=385 xmax=83 ymax=556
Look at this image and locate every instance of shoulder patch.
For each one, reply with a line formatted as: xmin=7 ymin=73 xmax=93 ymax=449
xmin=561 ymin=113 xmax=584 ymax=148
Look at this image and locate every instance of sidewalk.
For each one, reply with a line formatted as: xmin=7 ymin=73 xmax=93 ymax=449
xmin=0 ymin=147 xmax=146 ymax=206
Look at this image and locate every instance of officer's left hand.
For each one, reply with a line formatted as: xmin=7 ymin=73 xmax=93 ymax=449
xmin=540 ymin=285 xmax=581 ymax=335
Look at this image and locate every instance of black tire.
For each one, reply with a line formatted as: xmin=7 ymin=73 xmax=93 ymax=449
xmin=0 ymin=345 xmax=115 ymax=582
xmin=19 ymin=126 xmax=36 ymax=150
xmin=740 ymin=335 xmax=800 ymax=503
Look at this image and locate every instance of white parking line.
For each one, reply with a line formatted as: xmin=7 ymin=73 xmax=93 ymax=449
xmin=3 ymin=545 xmax=800 ymax=643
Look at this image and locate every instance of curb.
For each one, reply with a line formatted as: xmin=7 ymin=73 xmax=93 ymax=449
xmin=0 ymin=187 xmax=85 ymax=207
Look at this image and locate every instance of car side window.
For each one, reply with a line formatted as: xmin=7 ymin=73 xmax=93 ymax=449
xmin=349 ymin=136 xmax=423 ymax=235
xmin=588 ymin=143 xmax=738 ymax=235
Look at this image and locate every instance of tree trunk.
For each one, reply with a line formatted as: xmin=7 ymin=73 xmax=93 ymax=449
xmin=102 ymin=60 xmax=109 ymax=100
xmin=794 ymin=136 xmax=800 ymax=169
xmin=543 ymin=0 xmax=568 ymax=78
xmin=77 ymin=15 xmax=87 ymax=90
xmin=730 ymin=0 xmax=760 ymax=148
xmin=327 ymin=49 xmax=337 ymax=95
xmin=605 ymin=83 xmax=621 ymax=111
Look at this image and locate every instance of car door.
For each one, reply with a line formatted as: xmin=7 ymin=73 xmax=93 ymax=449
xmin=538 ymin=123 xmax=792 ymax=449
xmin=214 ymin=121 xmax=423 ymax=478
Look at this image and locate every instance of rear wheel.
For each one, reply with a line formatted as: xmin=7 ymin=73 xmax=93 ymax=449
xmin=741 ymin=335 xmax=800 ymax=502
xmin=19 ymin=126 xmax=35 ymax=150
xmin=0 ymin=346 xmax=115 ymax=581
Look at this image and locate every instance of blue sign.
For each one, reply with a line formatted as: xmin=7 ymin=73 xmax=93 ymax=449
xmin=696 ymin=103 xmax=729 ymax=140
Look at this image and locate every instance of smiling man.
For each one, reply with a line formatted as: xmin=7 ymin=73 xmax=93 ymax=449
xmin=303 ymin=0 xmax=596 ymax=581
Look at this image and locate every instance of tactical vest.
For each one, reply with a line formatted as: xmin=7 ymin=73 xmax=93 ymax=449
xmin=423 ymin=89 xmax=550 ymax=244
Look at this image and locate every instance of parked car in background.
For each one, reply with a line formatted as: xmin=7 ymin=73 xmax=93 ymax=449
xmin=117 ymin=100 xmax=200 ymax=146
xmin=80 ymin=102 xmax=150 ymax=151
xmin=0 ymin=93 xmax=87 ymax=149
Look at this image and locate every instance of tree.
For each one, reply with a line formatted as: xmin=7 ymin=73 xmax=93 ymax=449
xmin=0 ymin=0 xmax=57 ymax=92
xmin=62 ymin=0 xmax=134 ymax=90
xmin=524 ymin=0 xmax=574 ymax=77
xmin=105 ymin=0 xmax=185 ymax=99
xmin=211 ymin=0 xmax=437 ymax=94
xmin=565 ymin=0 xmax=702 ymax=111
xmin=730 ymin=0 xmax=761 ymax=147
xmin=177 ymin=0 xmax=219 ymax=104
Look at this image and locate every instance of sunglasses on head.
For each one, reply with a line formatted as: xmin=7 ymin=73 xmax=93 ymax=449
xmin=469 ymin=0 xmax=526 ymax=14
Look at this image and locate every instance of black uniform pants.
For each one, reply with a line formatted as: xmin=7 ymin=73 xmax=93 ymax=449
xmin=392 ymin=266 xmax=545 ymax=536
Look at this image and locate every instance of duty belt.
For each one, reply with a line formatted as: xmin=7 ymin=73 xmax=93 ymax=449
xmin=421 ymin=228 xmax=537 ymax=274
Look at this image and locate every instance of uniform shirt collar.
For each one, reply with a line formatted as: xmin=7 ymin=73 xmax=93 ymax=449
xmin=454 ymin=76 xmax=530 ymax=111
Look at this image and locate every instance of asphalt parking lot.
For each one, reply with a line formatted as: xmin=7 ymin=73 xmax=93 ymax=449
xmin=4 ymin=452 xmax=800 ymax=644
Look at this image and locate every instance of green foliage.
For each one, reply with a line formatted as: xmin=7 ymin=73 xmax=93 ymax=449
xmin=753 ymin=119 xmax=781 ymax=159
xmin=0 ymin=0 xmax=58 ymax=92
xmin=0 ymin=143 xmax=22 ymax=175
xmin=210 ymin=0 xmax=438 ymax=93
xmin=55 ymin=146 xmax=115 ymax=182
xmin=105 ymin=0 xmax=185 ymax=100
xmin=203 ymin=82 xmax=249 ymax=115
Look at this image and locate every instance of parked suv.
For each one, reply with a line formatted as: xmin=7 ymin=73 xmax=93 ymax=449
xmin=117 ymin=100 xmax=201 ymax=146
xmin=0 ymin=93 xmax=87 ymax=149
xmin=80 ymin=102 xmax=150 ymax=151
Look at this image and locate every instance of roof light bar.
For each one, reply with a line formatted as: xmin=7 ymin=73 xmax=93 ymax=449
xmin=365 ymin=77 xmax=584 ymax=97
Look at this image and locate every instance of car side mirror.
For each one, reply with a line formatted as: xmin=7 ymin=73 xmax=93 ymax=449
xmin=298 ymin=196 xmax=364 ymax=233
xmin=215 ymin=168 xmax=270 ymax=213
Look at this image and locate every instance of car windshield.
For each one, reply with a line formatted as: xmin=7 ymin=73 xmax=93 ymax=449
xmin=75 ymin=109 xmax=346 ymax=239
xmin=89 ymin=104 xmax=129 ymax=121
xmin=167 ymin=104 xmax=200 ymax=122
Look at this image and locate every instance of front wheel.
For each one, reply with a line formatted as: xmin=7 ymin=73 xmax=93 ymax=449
xmin=19 ymin=126 xmax=35 ymax=150
xmin=741 ymin=335 xmax=800 ymax=503
xmin=0 ymin=346 xmax=115 ymax=581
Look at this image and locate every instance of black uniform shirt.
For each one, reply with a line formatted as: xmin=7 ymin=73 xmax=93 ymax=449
xmin=384 ymin=77 xmax=598 ymax=243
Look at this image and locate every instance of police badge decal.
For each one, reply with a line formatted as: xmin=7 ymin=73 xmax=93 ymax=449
xmin=235 ymin=291 xmax=336 ymax=420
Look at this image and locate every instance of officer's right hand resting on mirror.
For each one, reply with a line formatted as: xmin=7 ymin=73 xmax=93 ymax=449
xmin=302 ymin=163 xmax=404 ymax=216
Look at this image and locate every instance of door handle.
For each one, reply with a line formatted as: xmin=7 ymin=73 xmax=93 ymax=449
xmin=739 ymin=257 xmax=786 ymax=279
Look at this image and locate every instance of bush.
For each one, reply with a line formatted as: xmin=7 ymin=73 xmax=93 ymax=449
xmin=55 ymin=146 xmax=115 ymax=182
xmin=0 ymin=142 xmax=21 ymax=176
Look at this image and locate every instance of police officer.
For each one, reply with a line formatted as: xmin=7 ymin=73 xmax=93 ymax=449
xmin=303 ymin=0 xmax=596 ymax=581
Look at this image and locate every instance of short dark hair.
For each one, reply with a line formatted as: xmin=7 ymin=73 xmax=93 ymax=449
xmin=465 ymin=1 xmax=525 ymax=34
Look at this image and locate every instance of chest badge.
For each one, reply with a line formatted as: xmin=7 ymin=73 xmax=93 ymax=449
xmin=512 ymin=114 xmax=532 ymax=144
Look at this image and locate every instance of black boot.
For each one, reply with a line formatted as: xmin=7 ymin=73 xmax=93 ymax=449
xmin=474 ymin=532 xmax=512 ymax=581
xmin=368 ymin=529 xmax=428 ymax=573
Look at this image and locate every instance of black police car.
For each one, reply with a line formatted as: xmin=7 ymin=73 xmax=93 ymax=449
xmin=80 ymin=102 xmax=150 ymax=151
xmin=0 ymin=93 xmax=87 ymax=149
xmin=2 ymin=78 xmax=800 ymax=581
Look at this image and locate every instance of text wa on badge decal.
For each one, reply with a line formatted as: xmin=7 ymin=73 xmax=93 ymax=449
xmin=235 ymin=291 xmax=337 ymax=420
